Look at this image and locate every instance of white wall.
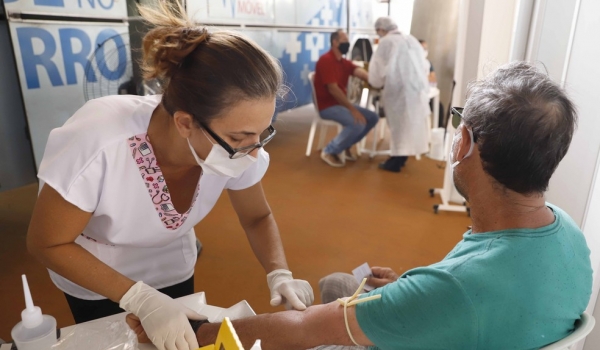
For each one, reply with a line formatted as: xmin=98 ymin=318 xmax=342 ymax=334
xmin=508 ymin=0 xmax=535 ymax=61
xmin=453 ymin=0 xmax=530 ymax=103
xmin=452 ymin=0 xmax=484 ymax=107
xmin=526 ymin=0 xmax=600 ymax=348
xmin=409 ymin=0 xmax=460 ymax=117
xmin=554 ymin=0 xmax=600 ymax=347
xmin=389 ymin=0 xmax=415 ymax=34
xmin=477 ymin=0 xmax=517 ymax=78
xmin=584 ymin=154 xmax=600 ymax=348
xmin=544 ymin=0 xmax=598 ymax=228
xmin=453 ymin=0 xmax=520 ymax=104
xmin=531 ymin=0 xmax=578 ymax=82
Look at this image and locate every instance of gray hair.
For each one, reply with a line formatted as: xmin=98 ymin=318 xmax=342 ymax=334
xmin=463 ymin=61 xmax=577 ymax=194
xmin=374 ymin=17 xmax=398 ymax=31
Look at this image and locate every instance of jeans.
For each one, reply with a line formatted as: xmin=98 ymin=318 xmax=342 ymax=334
xmin=320 ymin=104 xmax=379 ymax=155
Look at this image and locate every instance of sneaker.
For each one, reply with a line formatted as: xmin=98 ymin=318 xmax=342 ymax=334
xmin=321 ymin=151 xmax=345 ymax=167
xmin=344 ymin=148 xmax=357 ymax=162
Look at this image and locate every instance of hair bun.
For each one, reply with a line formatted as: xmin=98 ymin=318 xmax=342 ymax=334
xmin=139 ymin=2 xmax=209 ymax=80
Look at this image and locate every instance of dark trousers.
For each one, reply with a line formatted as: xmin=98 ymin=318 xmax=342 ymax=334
xmin=64 ymin=275 xmax=195 ymax=324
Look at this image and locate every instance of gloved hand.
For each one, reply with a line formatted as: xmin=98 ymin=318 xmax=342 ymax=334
xmin=120 ymin=281 xmax=206 ymax=350
xmin=267 ymin=269 xmax=314 ymax=310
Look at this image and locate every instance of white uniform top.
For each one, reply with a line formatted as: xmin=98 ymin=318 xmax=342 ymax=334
xmin=368 ymin=30 xmax=430 ymax=156
xmin=38 ymin=94 xmax=269 ymax=300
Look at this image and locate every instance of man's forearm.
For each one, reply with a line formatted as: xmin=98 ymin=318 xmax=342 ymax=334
xmin=353 ymin=67 xmax=369 ymax=82
xmin=196 ymin=322 xmax=220 ymax=348
xmin=196 ymin=303 xmax=368 ymax=349
xmin=197 ymin=312 xmax=309 ymax=350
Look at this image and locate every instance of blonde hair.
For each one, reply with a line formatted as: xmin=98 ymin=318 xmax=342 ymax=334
xmin=139 ymin=1 xmax=209 ymax=80
xmin=138 ymin=1 xmax=283 ymax=123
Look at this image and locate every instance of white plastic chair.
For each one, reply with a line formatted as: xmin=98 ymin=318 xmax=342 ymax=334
xmin=305 ymin=72 xmax=342 ymax=157
xmin=540 ymin=312 xmax=596 ymax=350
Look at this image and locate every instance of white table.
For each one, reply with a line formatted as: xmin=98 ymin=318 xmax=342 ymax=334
xmin=2 ymin=293 xmax=254 ymax=350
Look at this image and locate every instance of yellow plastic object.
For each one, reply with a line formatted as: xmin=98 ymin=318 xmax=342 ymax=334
xmin=198 ymin=317 xmax=244 ymax=350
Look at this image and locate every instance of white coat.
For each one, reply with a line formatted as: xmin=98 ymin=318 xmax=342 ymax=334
xmin=368 ymin=30 xmax=430 ymax=156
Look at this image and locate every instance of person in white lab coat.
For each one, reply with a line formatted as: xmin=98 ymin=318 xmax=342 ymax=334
xmin=368 ymin=17 xmax=431 ymax=172
xmin=26 ymin=3 xmax=313 ymax=350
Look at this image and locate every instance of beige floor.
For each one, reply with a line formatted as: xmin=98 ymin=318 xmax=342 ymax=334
xmin=0 ymin=104 xmax=470 ymax=341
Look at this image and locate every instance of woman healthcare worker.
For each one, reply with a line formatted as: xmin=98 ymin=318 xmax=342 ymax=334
xmin=368 ymin=17 xmax=431 ymax=173
xmin=26 ymin=3 xmax=313 ymax=350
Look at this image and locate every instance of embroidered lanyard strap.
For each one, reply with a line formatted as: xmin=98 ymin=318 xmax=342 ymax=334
xmin=336 ymin=278 xmax=382 ymax=346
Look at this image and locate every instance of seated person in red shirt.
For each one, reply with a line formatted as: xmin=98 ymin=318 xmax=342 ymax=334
xmin=314 ymin=30 xmax=379 ymax=167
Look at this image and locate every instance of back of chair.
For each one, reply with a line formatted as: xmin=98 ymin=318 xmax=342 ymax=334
xmin=308 ymin=72 xmax=319 ymax=112
xmin=540 ymin=312 xmax=596 ymax=350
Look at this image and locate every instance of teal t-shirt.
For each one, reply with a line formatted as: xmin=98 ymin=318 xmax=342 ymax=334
xmin=356 ymin=204 xmax=592 ymax=350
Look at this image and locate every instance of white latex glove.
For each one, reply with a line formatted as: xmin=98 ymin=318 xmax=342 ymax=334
xmin=267 ymin=269 xmax=314 ymax=310
xmin=119 ymin=281 xmax=206 ymax=350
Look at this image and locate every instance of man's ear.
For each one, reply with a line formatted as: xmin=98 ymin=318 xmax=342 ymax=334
xmin=455 ymin=125 xmax=472 ymax=162
xmin=173 ymin=111 xmax=196 ymax=139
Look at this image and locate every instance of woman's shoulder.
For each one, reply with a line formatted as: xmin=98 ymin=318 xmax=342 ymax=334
xmin=42 ymin=95 xmax=161 ymax=172
xmin=65 ymin=94 xmax=159 ymax=130
xmin=54 ymin=94 xmax=160 ymax=146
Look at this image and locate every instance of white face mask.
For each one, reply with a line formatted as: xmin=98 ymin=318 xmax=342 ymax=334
xmin=424 ymin=50 xmax=429 ymax=58
xmin=187 ymin=129 xmax=257 ymax=178
xmin=450 ymin=125 xmax=475 ymax=168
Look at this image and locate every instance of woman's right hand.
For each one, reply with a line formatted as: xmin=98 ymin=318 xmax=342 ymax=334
xmin=120 ymin=281 xmax=205 ymax=350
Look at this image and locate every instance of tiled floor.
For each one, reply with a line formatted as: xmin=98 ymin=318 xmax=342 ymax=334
xmin=0 ymin=104 xmax=471 ymax=340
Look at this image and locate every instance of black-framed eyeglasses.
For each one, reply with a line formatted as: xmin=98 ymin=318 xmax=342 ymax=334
xmin=451 ymin=107 xmax=465 ymax=129
xmin=451 ymin=107 xmax=478 ymax=142
xmin=201 ymin=123 xmax=276 ymax=159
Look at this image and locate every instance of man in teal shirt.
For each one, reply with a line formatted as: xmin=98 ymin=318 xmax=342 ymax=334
xmin=319 ymin=61 xmax=592 ymax=349
xmin=129 ymin=62 xmax=593 ymax=350
xmin=339 ymin=203 xmax=591 ymax=349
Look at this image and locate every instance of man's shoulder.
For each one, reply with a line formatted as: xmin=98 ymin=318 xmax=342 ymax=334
xmin=317 ymin=50 xmax=335 ymax=64
xmin=395 ymin=266 xmax=469 ymax=296
xmin=340 ymin=57 xmax=355 ymax=66
xmin=547 ymin=203 xmax=578 ymax=228
xmin=548 ymin=202 xmax=591 ymax=255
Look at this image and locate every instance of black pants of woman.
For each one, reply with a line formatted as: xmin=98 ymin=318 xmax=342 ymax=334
xmin=64 ymin=275 xmax=195 ymax=324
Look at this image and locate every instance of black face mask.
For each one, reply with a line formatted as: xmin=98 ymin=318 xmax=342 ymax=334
xmin=338 ymin=42 xmax=350 ymax=55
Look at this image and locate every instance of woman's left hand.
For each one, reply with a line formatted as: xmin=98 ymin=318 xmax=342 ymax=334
xmin=267 ymin=269 xmax=314 ymax=310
